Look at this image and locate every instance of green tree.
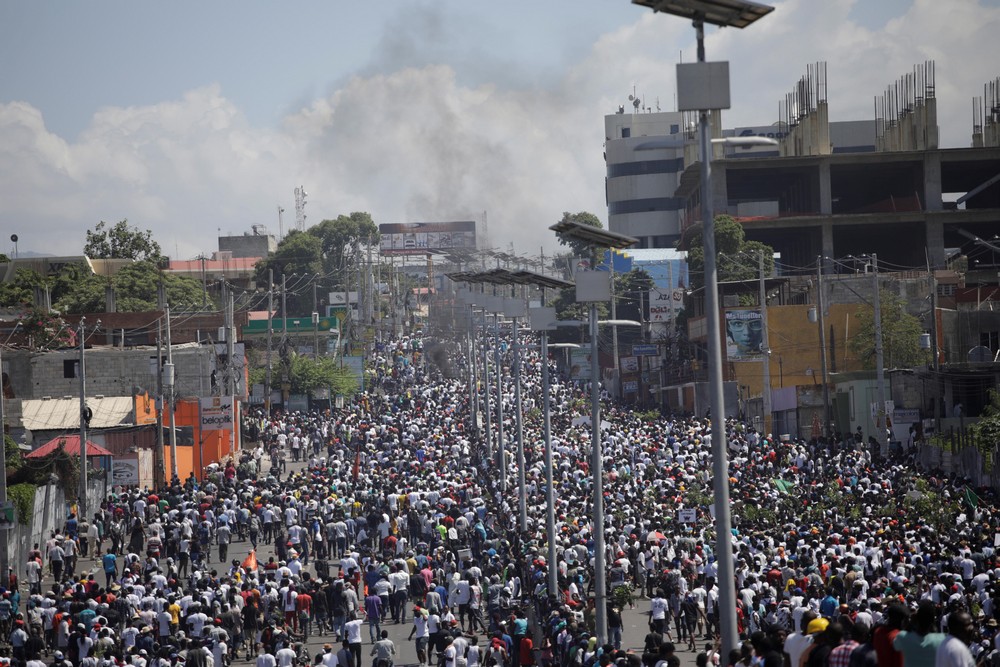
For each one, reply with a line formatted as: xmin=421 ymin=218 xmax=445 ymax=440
xmin=0 ymin=268 xmax=43 ymax=309
xmin=287 ymin=352 xmax=358 ymax=396
xmin=309 ymin=213 xmax=379 ymax=282
xmin=553 ymin=211 xmax=604 ymax=260
xmin=84 ymin=220 xmax=164 ymax=262
xmin=847 ymin=287 xmax=926 ymax=369
xmin=5 ymin=434 xmax=22 ymax=471
xmin=970 ymin=389 xmax=1000 ymax=449
xmin=253 ymin=231 xmax=323 ymax=316
xmin=680 ymin=215 xmax=774 ymax=290
xmin=613 ymin=269 xmax=654 ymax=349
xmin=55 ymin=261 xmax=206 ymax=314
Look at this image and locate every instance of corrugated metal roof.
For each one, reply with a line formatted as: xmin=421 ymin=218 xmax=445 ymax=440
xmin=26 ymin=435 xmax=113 ymax=458
xmin=21 ymin=396 xmax=135 ymax=431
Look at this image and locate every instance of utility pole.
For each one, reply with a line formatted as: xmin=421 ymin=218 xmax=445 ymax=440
xmin=493 ymin=285 xmax=506 ymax=491
xmin=0 ymin=341 xmax=8 ymax=577
xmin=927 ymin=260 xmax=941 ymax=431
xmin=759 ymin=251 xmax=773 ymax=436
xmin=156 ymin=319 xmax=165 ymax=488
xmin=281 ymin=274 xmax=288 ymax=409
xmin=816 ymin=256 xmax=832 ymax=440
xmin=872 ymin=254 xmax=889 ymax=456
xmin=313 ymin=275 xmax=320 ymax=359
xmin=511 ymin=285 xmax=527 ymax=533
xmin=165 ymin=306 xmax=178 ymax=482
xmin=610 ymin=257 xmax=620 ymax=380
xmin=265 ymin=268 xmax=273 ymax=415
xmin=227 ymin=290 xmax=236 ymax=455
xmin=78 ymin=319 xmax=89 ymax=523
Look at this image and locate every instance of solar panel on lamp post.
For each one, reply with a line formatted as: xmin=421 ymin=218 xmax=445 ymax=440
xmin=630 ymin=0 xmax=774 ymax=659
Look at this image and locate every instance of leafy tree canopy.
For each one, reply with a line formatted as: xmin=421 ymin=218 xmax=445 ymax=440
xmin=309 ymin=212 xmax=378 ymax=279
xmin=287 ymin=352 xmax=358 ymax=396
xmin=55 ymin=260 xmax=206 ymax=314
xmin=254 ymin=231 xmax=322 ymax=285
xmin=847 ymin=287 xmax=926 ymax=370
xmin=0 ymin=264 xmax=90 ymax=311
xmin=681 ymin=215 xmax=774 ymax=290
xmin=970 ymin=389 xmax=1000 ymax=449
xmin=84 ymin=220 xmax=164 ymax=262
xmin=554 ymin=211 xmax=604 ymax=260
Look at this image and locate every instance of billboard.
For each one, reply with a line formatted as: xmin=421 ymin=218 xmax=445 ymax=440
xmin=569 ymin=349 xmax=594 ymax=380
xmin=200 ymin=396 xmax=234 ymax=431
xmin=649 ymin=287 xmax=685 ymax=323
xmin=725 ymin=309 xmax=763 ymax=360
xmin=379 ymin=221 xmax=477 ymax=256
xmin=113 ymin=456 xmax=140 ymax=487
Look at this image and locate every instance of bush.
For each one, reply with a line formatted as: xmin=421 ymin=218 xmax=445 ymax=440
xmin=8 ymin=483 xmax=35 ymax=525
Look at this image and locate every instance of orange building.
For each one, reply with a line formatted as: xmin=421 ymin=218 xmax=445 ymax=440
xmin=161 ymin=397 xmax=241 ymax=481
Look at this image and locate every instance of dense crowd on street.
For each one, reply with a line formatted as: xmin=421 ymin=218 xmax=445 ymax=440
xmin=3 ymin=332 xmax=999 ymax=667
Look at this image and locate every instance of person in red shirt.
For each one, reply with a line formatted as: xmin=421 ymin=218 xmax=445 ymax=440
xmin=872 ymin=602 xmax=909 ymax=667
xmin=519 ymin=635 xmax=535 ymax=667
xmin=296 ymin=591 xmax=313 ymax=639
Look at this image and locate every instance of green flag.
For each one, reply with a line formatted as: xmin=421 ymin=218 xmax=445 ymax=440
xmin=774 ymin=479 xmax=795 ymax=495
xmin=965 ymin=487 xmax=980 ymax=508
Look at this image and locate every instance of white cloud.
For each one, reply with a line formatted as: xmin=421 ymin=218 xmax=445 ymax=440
xmin=1 ymin=0 xmax=997 ymax=261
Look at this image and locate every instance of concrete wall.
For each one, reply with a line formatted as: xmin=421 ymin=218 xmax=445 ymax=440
xmin=218 ymin=234 xmax=275 ymax=259
xmin=728 ymin=303 xmax=862 ymax=398
xmin=18 ymin=344 xmax=216 ymax=401
xmin=5 ymin=481 xmax=74 ymax=582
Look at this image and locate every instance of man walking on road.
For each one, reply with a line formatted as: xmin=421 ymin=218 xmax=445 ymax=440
xmin=371 ymin=630 xmax=396 ymax=667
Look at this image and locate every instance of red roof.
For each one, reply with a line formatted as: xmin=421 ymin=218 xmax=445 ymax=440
xmin=26 ymin=435 xmax=113 ymax=459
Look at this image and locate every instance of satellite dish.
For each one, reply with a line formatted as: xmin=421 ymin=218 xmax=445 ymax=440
xmin=633 ymin=98 xmax=641 ymax=109
xmin=10 ymin=234 xmax=17 ymax=243
xmin=628 ymin=94 xmax=635 ymax=101
xmin=968 ymin=345 xmax=992 ymax=363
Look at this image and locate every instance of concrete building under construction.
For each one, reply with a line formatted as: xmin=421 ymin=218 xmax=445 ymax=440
xmin=606 ymin=62 xmax=1000 ymax=271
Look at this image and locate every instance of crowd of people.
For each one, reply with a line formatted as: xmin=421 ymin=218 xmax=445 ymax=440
xmin=2 ymin=332 xmax=998 ymax=667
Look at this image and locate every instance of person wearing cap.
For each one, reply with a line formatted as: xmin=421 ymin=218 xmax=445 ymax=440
xmin=798 ymin=617 xmax=831 ymax=667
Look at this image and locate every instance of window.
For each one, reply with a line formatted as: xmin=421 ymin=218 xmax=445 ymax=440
xmin=608 ymin=197 xmax=684 ymax=215
xmin=621 ymin=127 xmax=631 ymax=138
xmin=607 ymin=158 xmax=685 ymax=178
xmin=670 ymin=124 xmax=680 ymax=134
xmin=64 ymin=360 xmax=79 ymax=378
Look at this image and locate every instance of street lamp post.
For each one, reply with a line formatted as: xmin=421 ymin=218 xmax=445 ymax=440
xmin=506 ymin=290 xmax=529 ymax=533
xmin=630 ymin=0 xmax=774 ymax=659
xmin=872 ymin=253 xmax=888 ymax=455
xmin=550 ymin=221 xmax=638 ymax=646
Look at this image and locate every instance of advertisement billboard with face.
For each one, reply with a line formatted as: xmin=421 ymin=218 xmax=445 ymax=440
xmin=378 ymin=221 xmax=477 ymax=256
xmin=725 ymin=309 xmax=763 ymax=360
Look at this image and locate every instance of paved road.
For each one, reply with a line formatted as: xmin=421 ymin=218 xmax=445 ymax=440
xmin=59 ymin=450 xmax=703 ymax=667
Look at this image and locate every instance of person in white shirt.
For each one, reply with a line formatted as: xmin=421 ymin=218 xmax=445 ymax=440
xmin=937 ymin=611 xmax=976 ymax=667
xmin=275 ymin=644 xmax=298 ymax=667
xmin=783 ymin=611 xmax=816 ymax=667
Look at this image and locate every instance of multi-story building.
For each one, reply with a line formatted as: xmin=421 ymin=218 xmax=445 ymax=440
xmin=615 ymin=63 xmax=1000 ymax=434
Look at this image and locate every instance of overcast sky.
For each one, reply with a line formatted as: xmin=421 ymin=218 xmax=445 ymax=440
xmin=1 ymin=0 xmax=998 ymax=262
